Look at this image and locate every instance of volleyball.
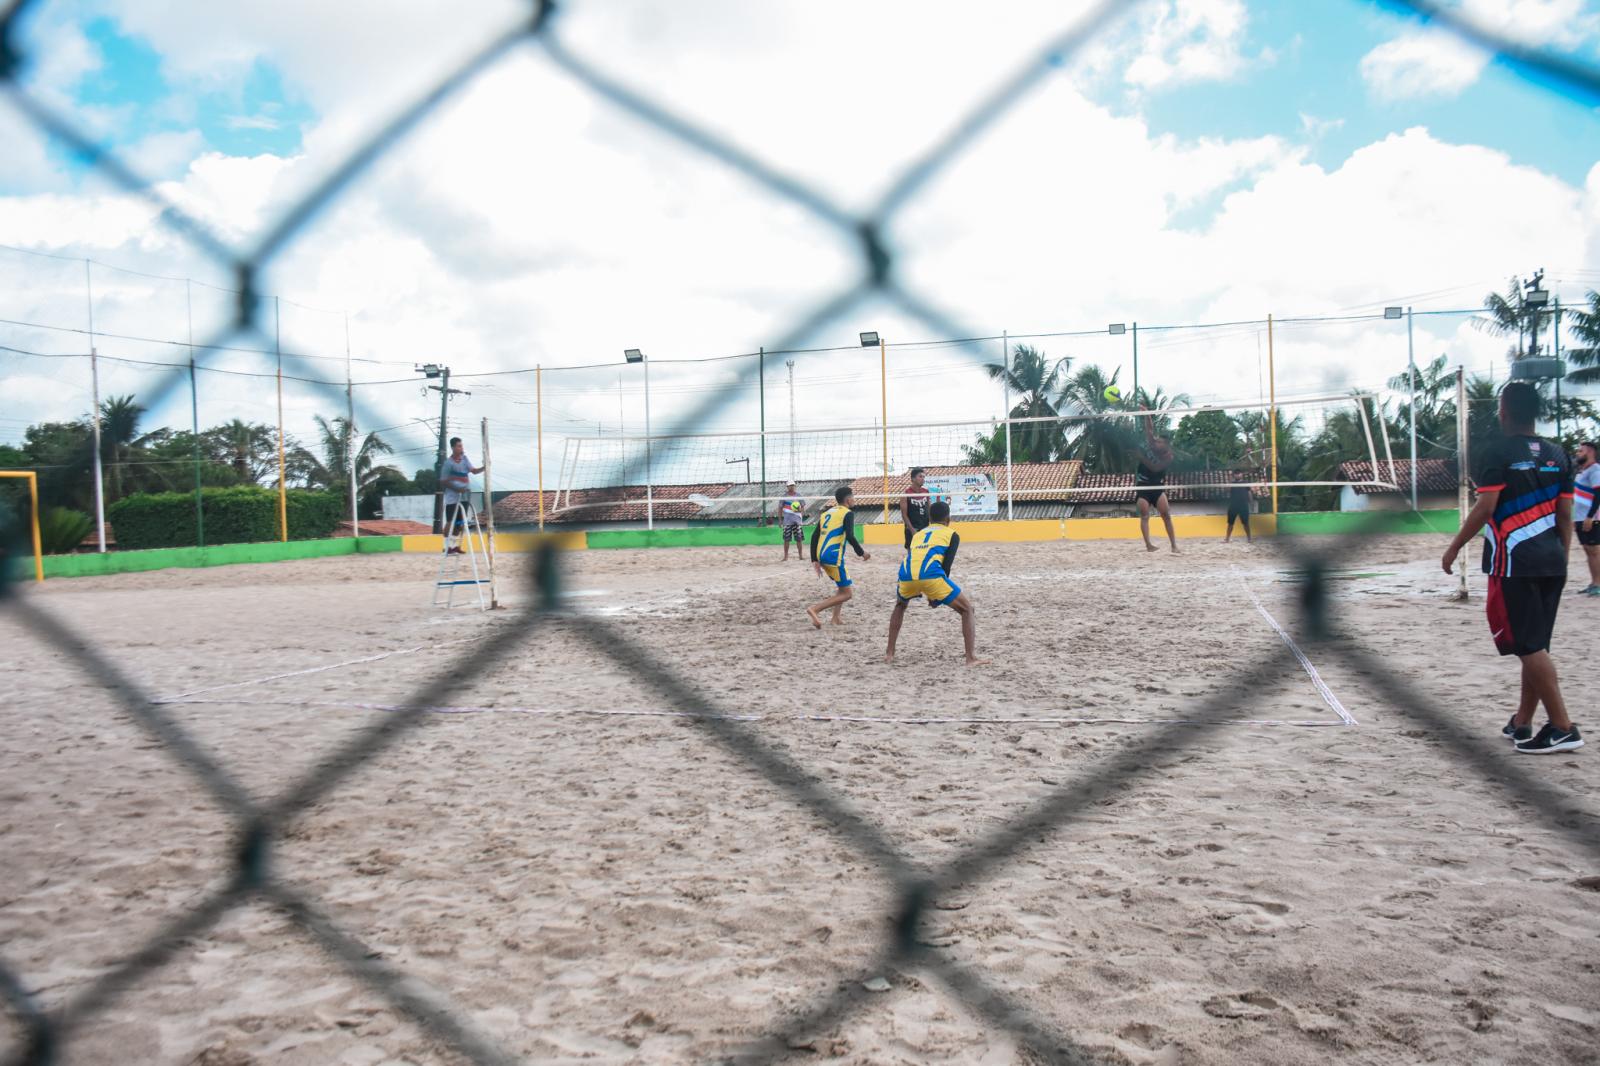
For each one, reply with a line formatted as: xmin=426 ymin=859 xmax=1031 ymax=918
xmin=1103 ymin=385 xmax=1122 ymax=405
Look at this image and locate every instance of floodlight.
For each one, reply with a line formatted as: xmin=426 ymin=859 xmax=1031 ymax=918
xmin=858 ymin=331 xmax=879 ymax=347
xmin=1108 ymin=323 xmax=1126 ymax=335
xmin=1383 ymin=307 xmax=1403 ymax=320
xmin=623 ymin=348 xmax=644 ymax=363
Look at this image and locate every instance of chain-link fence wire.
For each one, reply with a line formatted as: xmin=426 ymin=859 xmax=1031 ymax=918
xmin=2 ymin=0 xmax=1599 ymax=1062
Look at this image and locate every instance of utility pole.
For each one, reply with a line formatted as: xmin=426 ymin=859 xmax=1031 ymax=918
xmin=417 ymin=363 xmax=468 ymax=534
xmin=758 ymin=347 xmax=767 ymax=525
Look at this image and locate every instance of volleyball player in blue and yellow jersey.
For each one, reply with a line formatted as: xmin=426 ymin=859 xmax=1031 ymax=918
xmin=885 ymin=500 xmax=987 ymax=665
xmin=806 ymin=486 xmax=870 ymax=629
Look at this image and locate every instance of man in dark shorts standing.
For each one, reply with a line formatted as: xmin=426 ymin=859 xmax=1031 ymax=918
xmin=1441 ymin=382 xmax=1582 ymax=753
xmin=1573 ymin=441 xmax=1600 ymax=595
xmin=902 ymin=466 xmax=931 ymax=551
xmin=1136 ymin=416 xmax=1178 ymax=553
xmin=778 ymin=480 xmax=806 ymax=562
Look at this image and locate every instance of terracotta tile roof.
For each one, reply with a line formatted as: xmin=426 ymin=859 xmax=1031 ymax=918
xmin=1339 ymin=458 xmax=1458 ymax=495
xmin=491 ymin=483 xmax=735 ymax=525
xmin=1069 ymin=469 xmax=1268 ymax=504
xmin=846 ymin=462 xmax=1084 ymax=505
xmin=335 ymin=519 xmax=433 ymax=536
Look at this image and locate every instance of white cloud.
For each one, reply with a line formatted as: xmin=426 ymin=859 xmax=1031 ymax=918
xmin=1123 ymin=0 xmax=1253 ymax=90
xmin=1460 ymin=0 xmax=1600 ymax=49
xmin=2 ymin=0 xmax=1598 ymax=484
xmin=1359 ymin=30 xmax=1488 ymax=101
xmin=1360 ymin=1 xmax=1600 ymax=102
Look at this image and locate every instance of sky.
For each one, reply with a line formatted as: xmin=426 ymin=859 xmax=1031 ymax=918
xmin=1 ymin=0 xmax=1598 ymax=490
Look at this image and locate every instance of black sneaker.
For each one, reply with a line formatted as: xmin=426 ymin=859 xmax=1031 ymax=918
xmin=1514 ymin=723 xmax=1584 ymax=754
xmin=1503 ymin=715 xmax=1532 ymax=743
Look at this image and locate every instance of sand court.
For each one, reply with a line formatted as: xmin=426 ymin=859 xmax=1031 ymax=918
xmin=2 ymin=536 xmax=1597 ymax=1064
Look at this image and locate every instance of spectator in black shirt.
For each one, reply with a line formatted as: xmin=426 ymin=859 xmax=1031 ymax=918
xmin=1442 ymin=382 xmax=1582 ymax=754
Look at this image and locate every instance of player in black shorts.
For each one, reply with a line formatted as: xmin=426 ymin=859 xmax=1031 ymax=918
xmin=902 ymin=467 xmax=931 ymax=551
xmin=1136 ymin=415 xmax=1178 ymax=553
xmin=1442 ymin=382 xmax=1583 ymax=753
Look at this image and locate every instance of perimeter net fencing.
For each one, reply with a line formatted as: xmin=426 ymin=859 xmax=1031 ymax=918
xmin=2 ymin=2 xmax=1599 ymax=1065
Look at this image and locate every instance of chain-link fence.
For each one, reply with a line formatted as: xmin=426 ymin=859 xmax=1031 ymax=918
xmin=3 ymin=0 xmax=1600 ymax=1063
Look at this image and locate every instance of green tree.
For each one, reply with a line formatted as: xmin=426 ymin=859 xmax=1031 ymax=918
xmin=1387 ymin=354 xmax=1460 ymax=461
xmin=201 ymin=420 xmax=281 ymax=484
xmin=1172 ymin=409 xmax=1243 ymax=469
xmin=288 ymin=416 xmax=401 ymax=498
xmin=982 ymin=344 xmax=1074 ymax=463
xmin=1563 ymin=289 xmax=1600 ymax=386
xmin=360 ymin=467 xmax=413 ymax=519
xmin=1057 ymin=363 xmax=1138 ymax=472
xmin=97 ymin=394 xmax=150 ymax=503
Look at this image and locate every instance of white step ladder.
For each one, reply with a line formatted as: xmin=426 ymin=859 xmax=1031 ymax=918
xmin=434 ymin=500 xmax=490 ymax=610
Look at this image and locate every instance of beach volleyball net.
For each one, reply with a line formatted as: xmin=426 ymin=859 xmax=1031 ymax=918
xmin=540 ymin=392 xmax=1399 ymax=518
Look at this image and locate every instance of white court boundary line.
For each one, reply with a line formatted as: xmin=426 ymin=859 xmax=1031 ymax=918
xmin=157 ymin=636 xmax=478 ymax=702
xmin=160 ymin=697 xmax=1350 ymax=728
xmin=1239 ymin=572 xmax=1357 ymax=726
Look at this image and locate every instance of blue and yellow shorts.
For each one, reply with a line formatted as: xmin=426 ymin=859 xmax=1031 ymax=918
xmin=897 ymin=575 xmax=960 ymax=607
xmin=821 ymin=559 xmax=852 ymax=588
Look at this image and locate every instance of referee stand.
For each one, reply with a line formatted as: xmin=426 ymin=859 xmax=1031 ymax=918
xmin=433 ymin=497 xmax=490 ymax=610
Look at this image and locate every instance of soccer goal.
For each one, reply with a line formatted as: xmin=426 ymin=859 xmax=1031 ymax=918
xmin=0 ymin=470 xmax=45 ymax=583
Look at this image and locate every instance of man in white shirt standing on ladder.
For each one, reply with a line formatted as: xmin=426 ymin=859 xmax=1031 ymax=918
xmin=440 ymin=436 xmax=484 ymax=556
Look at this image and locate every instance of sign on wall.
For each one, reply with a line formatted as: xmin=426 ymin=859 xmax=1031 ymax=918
xmin=925 ymin=473 xmax=998 ymax=517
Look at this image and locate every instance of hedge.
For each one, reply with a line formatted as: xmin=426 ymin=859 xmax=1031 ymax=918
xmin=108 ymin=487 xmax=344 ymax=549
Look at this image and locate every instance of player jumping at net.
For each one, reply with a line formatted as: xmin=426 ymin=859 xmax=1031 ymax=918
xmin=1574 ymin=440 xmax=1600 ymax=596
xmin=807 ymin=486 xmax=870 ymax=629
xmin=885 ymin=500 xmax=988 ymax=666
xmin=1136 ymin=413 xmax=1179 ymax=553
xmin=1441 ymin=382 xmax=1582 ymax=754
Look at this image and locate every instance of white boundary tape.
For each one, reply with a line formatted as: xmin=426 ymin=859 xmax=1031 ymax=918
xmin=1238 ymin=573 xmax=1357 ymax=726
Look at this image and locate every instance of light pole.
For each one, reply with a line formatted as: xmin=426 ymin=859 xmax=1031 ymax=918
xmin=861 ymin=331 xmax=888 ymax=524
xmin=1384 ymin=306 xmax=1416 ymax=509
xmin=624 ymin=348 xmax=653 ymax=530
xmin=417 ymin=363 xmax=467 ymax=534
xmin=1108 ymin=322 xmax=1137 ymax=405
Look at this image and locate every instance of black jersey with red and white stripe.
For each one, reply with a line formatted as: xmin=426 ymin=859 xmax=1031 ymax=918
xmin=1474 ymin=434 xmax=1574 ymax=577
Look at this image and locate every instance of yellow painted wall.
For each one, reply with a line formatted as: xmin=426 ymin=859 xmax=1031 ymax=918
xmin=401 ymin=531 xmax=587 ymax=554
xmin=863 ymin=514 xmax=1275 ymax=545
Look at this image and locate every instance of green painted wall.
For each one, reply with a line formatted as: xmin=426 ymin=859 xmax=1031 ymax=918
xmin=588 ymin=526 xmax=782 ymax=550
xmin=1275 ymin=509 xmax=1459 ymax=536
xmin=13 ymin=536 xmax=405 ymax=581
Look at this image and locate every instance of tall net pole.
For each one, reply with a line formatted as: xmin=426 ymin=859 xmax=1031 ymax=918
xmin=758 ymin=346 xmax=768 ymax=527
xmin=1407 ymin=306 xmax=1418 ymax=509
xmin=187 ymin=279 xmax=204 ymax=548
xmin=880 ymin=336 xmax=889 ymax=525
xmin=480 ymin=417 xmax=498 ymax=610
xmin=1455 ymin=366 xmax=1470 ymax=600
xmin=275 ymin=296 xmax=288 ymax=542
xmin=536 ymin=365 xmax=545 ymax=532
xmin=85 ymin=258 xmax=106 ymax=552
xmin=346 ymin=311 xmax=358 ymax=538
xmin=1002 ymin=330 xmax=1013 ymax=521
xmin=1268 ymin=313 xmax=1278 ymax=516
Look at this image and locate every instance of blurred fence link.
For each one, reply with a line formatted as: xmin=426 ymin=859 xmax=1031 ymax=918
xmin=2 ymin=0 xmax=1598 ymax=1063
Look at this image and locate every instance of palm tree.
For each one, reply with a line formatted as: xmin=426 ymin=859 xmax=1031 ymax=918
xmin=203 ymin=420 xmax=280 ymax=484
xmin=1563 ymin=289 xmax=1600 ymax=386
xmin=1057 ymin=364 xmax=1138 ymax=473
xmin=97 ymin=395 xmax=149 ymax=502
xmin=1476 ymin=277 xmax=1540 ymax=362
xmin=1386 ymin=354 xmax=1459 ymax=460
xmin=289 ymin=416 xmax=400 ymax=498
xmin=981 ymin=344 xmax=1074 ymax=463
